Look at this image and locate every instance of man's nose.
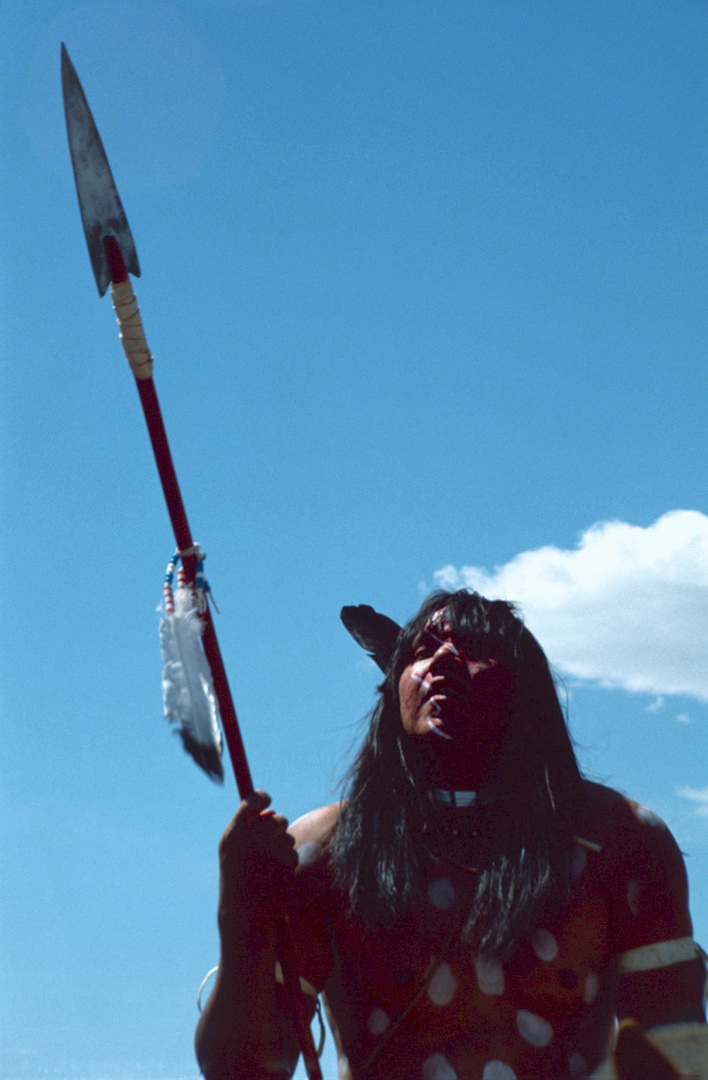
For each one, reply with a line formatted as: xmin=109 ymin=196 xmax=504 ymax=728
xmin=430 ymin=637 xmax=460 ymax=663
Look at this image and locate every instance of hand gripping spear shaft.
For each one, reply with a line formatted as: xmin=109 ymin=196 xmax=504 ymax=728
xmin=61 ymin=44 xmax=323 ymax=1080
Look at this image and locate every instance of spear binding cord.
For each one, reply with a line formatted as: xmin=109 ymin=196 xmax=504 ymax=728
xmin=104 ymin=236 xmax=323 ymax=1080
xmin=110 ymin=277 xmax=152 ymax=378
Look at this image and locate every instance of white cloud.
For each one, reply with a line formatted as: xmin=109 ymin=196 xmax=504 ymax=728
xmin=434 ymin=511 xmax=708 ymax=702
xmin=677 ymin=787 xmax=708 ymax=815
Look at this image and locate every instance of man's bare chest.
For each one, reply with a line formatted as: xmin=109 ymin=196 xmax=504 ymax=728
xmin=323 ymin=854 xmax=615 ymax=1080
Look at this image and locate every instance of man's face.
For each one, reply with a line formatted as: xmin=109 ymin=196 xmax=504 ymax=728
xmin=398 ymin=612 xmax=516 ymax=761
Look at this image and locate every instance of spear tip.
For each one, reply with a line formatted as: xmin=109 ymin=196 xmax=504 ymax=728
xmin=61 ymin=43 xmax=141 ymax=296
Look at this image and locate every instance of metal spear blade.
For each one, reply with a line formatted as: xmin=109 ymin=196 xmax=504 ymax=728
xmin=61 ymin=43 xmax=140 ymax=296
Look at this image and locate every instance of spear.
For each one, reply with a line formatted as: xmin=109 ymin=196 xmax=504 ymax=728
xmin=61 ymin=43 xmax=323 ymax=1080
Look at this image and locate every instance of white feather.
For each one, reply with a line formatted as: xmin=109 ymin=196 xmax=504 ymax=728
xmin=159 ymin=582 xmax=223 ymax=780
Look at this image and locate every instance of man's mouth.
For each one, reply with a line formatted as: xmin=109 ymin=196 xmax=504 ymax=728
xmin=427 ymin=676 xmax=469 ymax=700
xmin=426 ymin=684 xmax=467 ymax=738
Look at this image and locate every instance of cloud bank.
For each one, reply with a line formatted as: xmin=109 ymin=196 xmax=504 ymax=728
xmin=435 ymin=511 xmax=708 ymax=702
xmin=677 ymin=787 xmax=708 ymax=816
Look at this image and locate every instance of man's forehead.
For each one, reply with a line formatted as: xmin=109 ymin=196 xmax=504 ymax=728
xmin=418 ymin=609 xmax=495 ymax=650
xmin=425 ymin=609 xmax=452 ymax=635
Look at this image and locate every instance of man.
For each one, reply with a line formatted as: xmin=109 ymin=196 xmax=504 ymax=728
xmin=195 ymin=590 xmax=706 ymax=1079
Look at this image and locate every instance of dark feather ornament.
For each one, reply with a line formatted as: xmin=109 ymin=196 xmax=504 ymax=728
xmin=340 ymin=604 xmax=401 ymax=672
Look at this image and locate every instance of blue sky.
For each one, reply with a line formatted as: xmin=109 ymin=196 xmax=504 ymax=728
xmin=2 ymin=2 xmax=707 ymax=1078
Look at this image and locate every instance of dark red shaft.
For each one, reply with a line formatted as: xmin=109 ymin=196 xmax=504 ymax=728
xmin=105 ymin=237 xmax=322 ymax=1080
xmin=135 ymin=375 xmax=254 ymax=796
xmin=105 ymin=234 xmax=252 ymax=794
xmin=135 ymin=355 xmax=323 ymax=1080
xmin=137 ymin=385 xmax=323 ymax=1080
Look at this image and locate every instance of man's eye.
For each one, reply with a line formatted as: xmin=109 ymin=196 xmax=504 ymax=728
xmin=412 ymin=633 xmax=450 ymax=660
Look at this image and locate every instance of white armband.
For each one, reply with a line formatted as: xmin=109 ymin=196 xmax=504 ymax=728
xmin=617 ymin=936 xmax=700 ymax=974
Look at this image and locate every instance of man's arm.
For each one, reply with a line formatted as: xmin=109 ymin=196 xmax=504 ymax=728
xmin=605 ymin=797 xmax=707 ymax=1079
xmin=616 ymin=938 xmax=706 ymax=1029
xmin=194 ymin=790 xmax=303 ymax=1080
xmin=609 ymin=800 xmax=706 ymax=1029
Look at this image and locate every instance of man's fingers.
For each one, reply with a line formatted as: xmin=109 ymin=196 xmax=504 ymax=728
xmin=257 ymin=811 xmax=290 ymax=837
xmin=219 ymin=790 xmax=296 ymax=870
xmin=239 ymin=789 xmax=273 ymax=825
xmin=254 ymin=812 xmax=297 ymax=865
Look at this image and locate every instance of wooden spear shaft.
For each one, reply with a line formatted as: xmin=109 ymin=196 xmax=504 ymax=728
xmin=62 ymin=42 xmax=322 ymax=1078
xmin=106 ymin=237 xmax=253 ymax=794
xmin=105 ymin=237 xmax=323 ymax=1080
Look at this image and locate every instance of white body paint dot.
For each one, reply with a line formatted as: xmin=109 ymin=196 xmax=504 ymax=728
xmin=422 ymin=1052 xmax=457 ymax=1080
xmin=627 ymin=879 xmax=641 ymax=916
xmin=296 ymin=841 xmax=322 ymax=866
xmin=428 ymin=877 xmax=456 ymax=910
xmin=636 ymin=805 xmax=665 ymax=829
xmin=367 ymin=1008 xmax=390 ymax=1035
xmin=531 ymin=928 xmax=559 ymax=962
xmin=571 ymin=846 xmax=587 ymax=880
xmin=474 ymin=955 xmax=505 ymax=996
xmin=569 ymin=1051 xmax=590 ymax=1078
xmin=427 ymin=962 xmax=457 ymax=1005
xmin=265 ymin=1059 xmax=297 ymax=1076
xmin=516 ymin=1009 xmax=554 ymax=1047
xmin=584 ymin=972 xmax=599 ymax=1005
xmin=482 ymin=1062 xmax=517 ymax=1080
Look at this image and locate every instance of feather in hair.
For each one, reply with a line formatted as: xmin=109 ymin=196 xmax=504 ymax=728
xmin=340 ymin=604 xmax=401 ymax=672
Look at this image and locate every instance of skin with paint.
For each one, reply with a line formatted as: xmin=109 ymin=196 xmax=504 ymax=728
xmin=397 ymin=614 xmax=517 ymax=788
xmin=195 ymin=596 xmax=706 ymax=1080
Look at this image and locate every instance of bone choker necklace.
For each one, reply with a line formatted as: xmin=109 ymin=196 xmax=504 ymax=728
xmin=432 ymin=788 xmax=496 ymax=809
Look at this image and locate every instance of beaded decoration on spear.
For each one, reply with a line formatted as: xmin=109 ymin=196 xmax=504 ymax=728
xmin=61 ymin=44 xmax=323 ymax=1080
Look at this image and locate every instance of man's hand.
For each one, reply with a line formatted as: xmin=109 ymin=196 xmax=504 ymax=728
xmin=196 ymin=792 xmax=302 ymax=1079
xmin=217 ymin=790 xmax=298 ymax=932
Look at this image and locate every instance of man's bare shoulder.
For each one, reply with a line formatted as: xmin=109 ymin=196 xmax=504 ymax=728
xmin=579 ymin=779 xmax=673 ymax=839
xmin=289 ymin=801 xmax=343 ymax=851
xmin=578 ymin=780 xmax=688 ymax=899
xmin=288 ymin=804 xmax=342 ymax=926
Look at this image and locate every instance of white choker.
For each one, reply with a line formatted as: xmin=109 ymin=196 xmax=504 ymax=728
xmin=432 ymin=789 xmax=485 ymax=808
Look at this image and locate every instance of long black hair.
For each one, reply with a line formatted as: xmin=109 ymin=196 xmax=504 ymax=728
xmin=330 ymin=590 xmax=585 ymax=958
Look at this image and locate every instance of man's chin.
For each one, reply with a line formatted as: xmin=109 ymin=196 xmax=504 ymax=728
xmin=425 ymin=707 xmax=475 ymax=742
